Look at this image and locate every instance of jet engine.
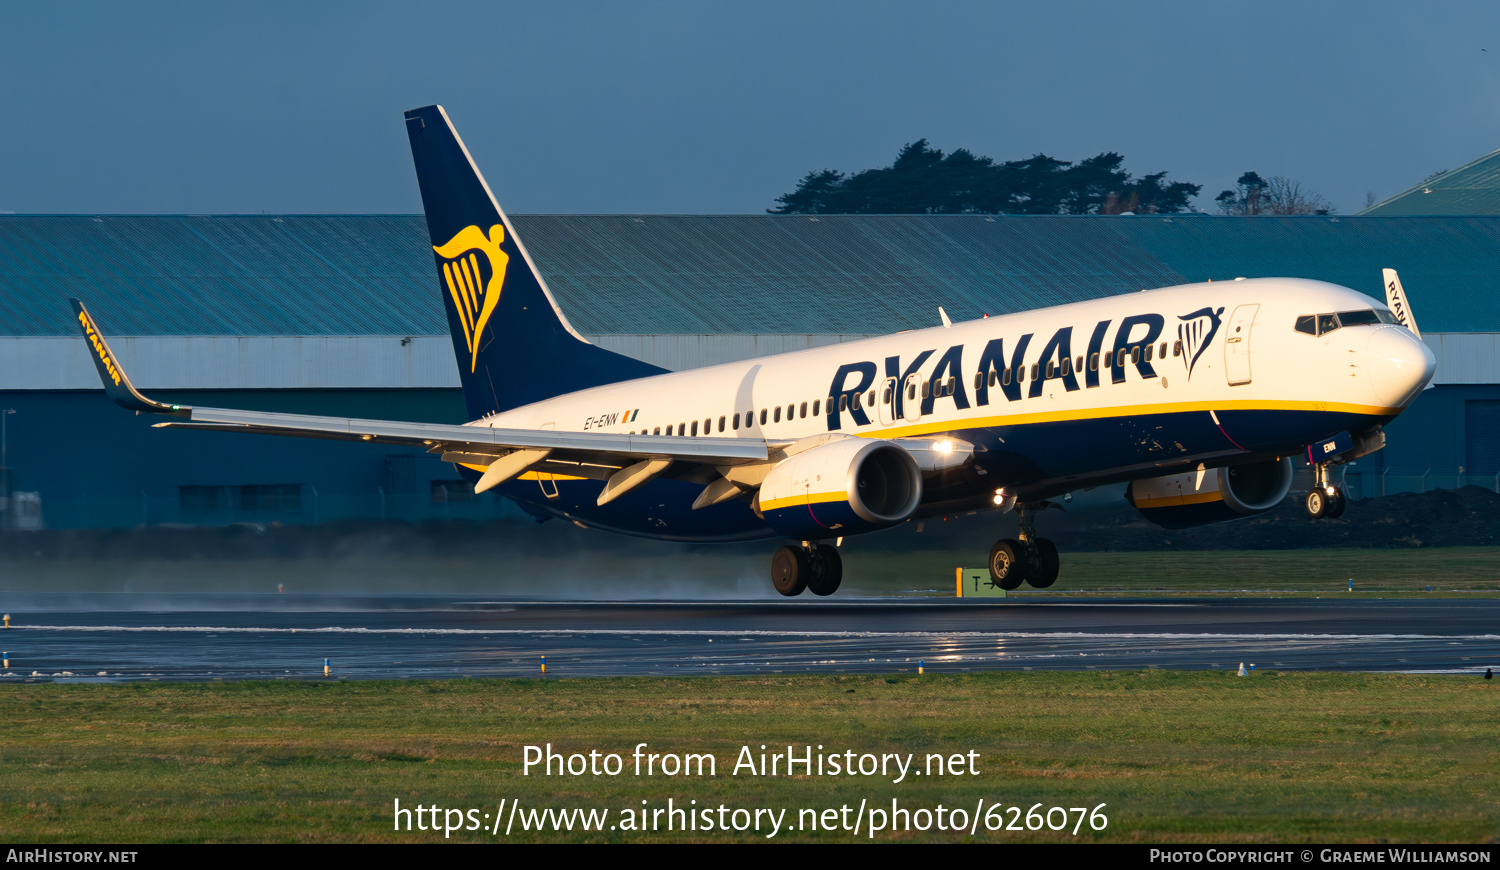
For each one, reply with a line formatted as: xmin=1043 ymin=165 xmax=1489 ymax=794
xmin=757 ymin=438 xmax=923 ymax=539
xmin=1125 ymin=457 xmax=1293 ymax=529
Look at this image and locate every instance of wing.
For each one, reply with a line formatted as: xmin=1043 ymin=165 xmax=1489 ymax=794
xmin=70 ymin=299 xmax=768 ymax=503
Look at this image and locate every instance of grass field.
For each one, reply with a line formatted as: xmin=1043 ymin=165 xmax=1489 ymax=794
xmin=4 ymin=672 xmax=1497 ymax=843
xmin=4 ymin=547 xmax=1499 ymax=598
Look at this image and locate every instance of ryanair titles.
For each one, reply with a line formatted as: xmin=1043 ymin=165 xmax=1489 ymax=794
xmin=77 ymin=310 xmax=123 ymax=386
xmin=824 ymin=306 xmax=1223 ymax=431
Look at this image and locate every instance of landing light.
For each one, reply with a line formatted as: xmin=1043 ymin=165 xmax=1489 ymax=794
xmin=933 ymin=440 xmax=953 ymax=454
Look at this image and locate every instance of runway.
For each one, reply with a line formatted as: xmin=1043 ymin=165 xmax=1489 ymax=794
xmin=2 ymin=594 xmax=1497 ymax=681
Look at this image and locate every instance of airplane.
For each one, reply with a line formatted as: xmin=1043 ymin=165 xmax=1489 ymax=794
xmin=71 ymin=104 xmax=1438 ymax=596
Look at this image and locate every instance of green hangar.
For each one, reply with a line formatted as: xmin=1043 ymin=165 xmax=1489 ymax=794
xmin=0 ymin=213 xmax=1496 ymax=528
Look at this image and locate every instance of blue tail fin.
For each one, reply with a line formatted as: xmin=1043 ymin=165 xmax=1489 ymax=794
xmin=403 ymin=105 xmax=667 ymax=420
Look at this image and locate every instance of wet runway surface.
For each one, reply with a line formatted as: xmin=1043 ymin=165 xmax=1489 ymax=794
xmin=2 ymin=594 xmax=1497 ymax=681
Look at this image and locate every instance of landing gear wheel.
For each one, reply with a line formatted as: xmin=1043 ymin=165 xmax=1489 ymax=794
xmin=1028 ymin=538 xmax=1060 ymax=588
xmin=771 ymin=546 xmax=808 ymax=596
xmin=1324 ymin=487 xmax=1346 ymax=519
xmin=989 ymin=538 xmax=1028 ymax=590
xmin=807 ymin=545 xmax=843 ymax=596
xmin=1304 ymin=488 xmax=1327 ymax=519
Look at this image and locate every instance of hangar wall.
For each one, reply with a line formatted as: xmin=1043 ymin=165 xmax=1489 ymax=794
xmin=2 ymin=213 xmax=1496 ymax=529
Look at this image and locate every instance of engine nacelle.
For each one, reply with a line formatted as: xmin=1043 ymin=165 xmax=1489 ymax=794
xmin=758 ymin=438 xmax=923 ymax=539
xmin=1126 ymin=457 xmax=1293 ymax=530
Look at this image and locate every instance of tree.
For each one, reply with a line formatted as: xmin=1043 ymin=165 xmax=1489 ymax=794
xmin=1216 ymin=171 xmax=1335 ymax=215
xmin=768 ymin=141 xmax=1201 ymax=216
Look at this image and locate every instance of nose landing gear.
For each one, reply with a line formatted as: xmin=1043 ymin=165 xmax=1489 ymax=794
xmin=1304 ymin=463 xmax=1346 ymax=519
xmin=771 ymin=542 xmax=843 ymax=597
xmin=988 ymin=502 xmax=1060 ymax=590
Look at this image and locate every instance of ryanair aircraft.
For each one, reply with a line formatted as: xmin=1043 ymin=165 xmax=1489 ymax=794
xmin=72 ymin=105 xmax=1437 ymax=596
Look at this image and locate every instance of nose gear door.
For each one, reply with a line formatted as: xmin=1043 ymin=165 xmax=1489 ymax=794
xmin=1224 ymin=304 xmax=1259 ymax=386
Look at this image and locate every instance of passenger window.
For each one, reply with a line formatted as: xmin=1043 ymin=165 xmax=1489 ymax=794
xmin=760 ymin=409 xmax=768 ymax=425
xmin=868 ymin=390 xmax=876 ymax=406
xmin=1295 ymin=315 xmax=1316 ymax=335
xmin=921 ymin=381 xmax=930 ymax=399
xmin=733 ymin=412 xmax=740 ymax=430
xmin=908 ymin=383 xmax=917 ymax=399
xmin=1030 ymin=363 xmax=1039 ymax=381
xmin=717 ymin=416 xmax=724 ymax=432
xmin=973 ymin=373 xmax=982 ymax=390
xmin=813 ymin=399 xmax=820 ymax=416
xmin=653 ymin=427 xmax=661 ymax=435
xmin=704 ymin=418 xmax=711 ymax=433
xmin=787 ymin=404 xmax=794 ymax=419
xmin=1144 ymin=344 xmax=1153 ymax=363
xmin=839 ymin=396 xmax=848 ymax=412
xmin=1317 ymin=313 xmax=1339 ymax=335
xmin=774 ymin=406 xmax=782 ymax=423
xmin=988 ymin=370 xmax=997 ymax=387
xmin=800 ymin=402 xmax=807 ymax=418
xmin=1131 ymin=346 xmax=1141 ymax=364
xmin=1173 ymin=340 xmax=1183 ymax=357
xmin=1089 ymin=352 xmax=1098 ymax=371
xmin=1159 ymin=342 xmax=1167 ymax=359
xmin=1001 ymin=367 xmax=1011 ymax=386
xmin=691 ymin=420 xmax=698 ymax=436
xmin=1076 ymin=356 xmax=1084 ymax=372
xmin=1016 ymin=365 xmax=1025 ymax=383
xmin=1061 ymin=357 xmax=1072 ymax=376
xmin=943 ymin=380 xmax=952 ymax=397
xmin=1045 ymin=360 xmax=1055 ymax=378
xmin=1103 ymin=350 xmax=1113 ymax=368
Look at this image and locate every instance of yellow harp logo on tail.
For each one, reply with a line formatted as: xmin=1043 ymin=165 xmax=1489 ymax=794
xmin=434 ymin=224 xmax=510 ymax=372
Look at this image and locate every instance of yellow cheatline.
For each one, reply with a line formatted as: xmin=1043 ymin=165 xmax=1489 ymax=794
xmin=1132 ymin=491 xmax=1225 ymax=509
xmin=863 ymin=398 xmax=1396 ymax=440
xmin=760 ymin=491 xmax=846 ymax=512
xmin=457 ymin=462 xmax=586 ymax=482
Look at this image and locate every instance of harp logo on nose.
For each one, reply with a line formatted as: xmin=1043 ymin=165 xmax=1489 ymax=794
xmin=434 ymin=224 xmax=510 ymax=372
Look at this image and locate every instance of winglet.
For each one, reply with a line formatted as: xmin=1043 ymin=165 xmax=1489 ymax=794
xmin=1381 ymin=269 xmax=1422 ymax=340
xmin=69 ymin=299 xmax=189 ymax=416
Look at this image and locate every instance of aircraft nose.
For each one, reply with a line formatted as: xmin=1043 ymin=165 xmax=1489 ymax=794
xmin=1366 ymin=326 xmax=1436 ymax=407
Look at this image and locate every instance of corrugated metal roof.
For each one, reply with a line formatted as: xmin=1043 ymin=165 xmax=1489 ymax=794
xmin=0 ymin=214 xmax=1492 ymax=336
xmin=1359 ymin=148 xmax=1500 ymax=215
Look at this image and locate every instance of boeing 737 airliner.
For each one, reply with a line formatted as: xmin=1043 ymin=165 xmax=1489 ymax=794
xmin=72 ymin=105 xmax=1437 ymax=596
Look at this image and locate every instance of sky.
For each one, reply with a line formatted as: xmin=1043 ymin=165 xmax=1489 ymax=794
xmin=3 ymin=1 xmax=1499 ymax=216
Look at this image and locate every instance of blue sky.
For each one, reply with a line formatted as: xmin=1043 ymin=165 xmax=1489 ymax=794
xmin=4 ymin=1 xmax=1498 ymax=215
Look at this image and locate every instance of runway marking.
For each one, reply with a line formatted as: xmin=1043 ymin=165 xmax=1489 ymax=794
xmin=17 ymin=625 xmax=1500 ymax=641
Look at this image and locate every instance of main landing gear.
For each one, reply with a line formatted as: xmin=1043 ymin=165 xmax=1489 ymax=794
xmin=988 ymin=502 xmax=1060 ymax=590
xmin=1304 ymin=462 xmax=1346 ymax=519
xmin=771 ymin=542 xmax=843 ymax=597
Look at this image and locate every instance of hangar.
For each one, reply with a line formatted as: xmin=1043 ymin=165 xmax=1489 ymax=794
xmin=1 ymin=213 xmax=1496 ymax=528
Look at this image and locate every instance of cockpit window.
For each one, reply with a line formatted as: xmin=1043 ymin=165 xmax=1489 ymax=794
xmin=1298 ymin=309 xmax=1399 ymax=336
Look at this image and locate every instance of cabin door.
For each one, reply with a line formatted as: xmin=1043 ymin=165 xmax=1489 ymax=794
xmin=1224 ymin=304 xmax=1259 ymax=386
